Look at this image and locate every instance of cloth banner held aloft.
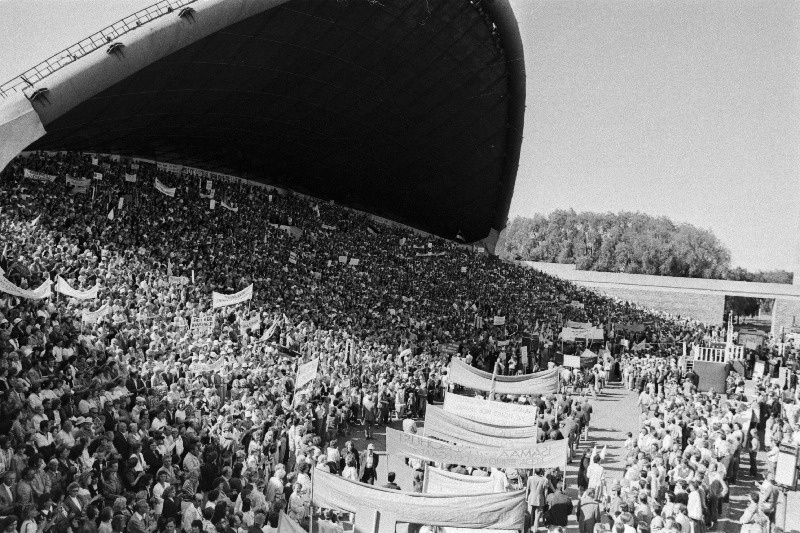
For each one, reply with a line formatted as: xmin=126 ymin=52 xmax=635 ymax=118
xmin=212 ymin=284 xmax=253 ymax=308
xmin=54 ymin=276 xmax=98 ymax=300
xmin=23 ymin=168 xmax=57 ymax=182
xmin=386 ymin=428 xmax=567 ymax=470
xmin=422 ymin=465 xmax=499 ymax=495
xmin=294 ymin=358 xmax=319 ymax=391
xmin=81 ymin=303 xmax=110 ymax=324
xmin=311 ymin=470 xmax=525 ymax=533
xmin=0 ymin=274 xmax=52 ymax=299
xmin=424 ymin=407 xmax=540 ymax=448
xmin=432 ymin=401 xmax=538 ymax=435
xmin=155 ymin=178 xmax=176 ymax=197
xmin=448 ymin=358 xmax=559 ymax=395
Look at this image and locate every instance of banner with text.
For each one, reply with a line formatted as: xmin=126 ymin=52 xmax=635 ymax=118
xmin=81 ymin=303 xmax=110 ymax=324
xmin=442 ymin=393 xmax=539 ymax=427
xmin=294 ymin=358 xmax=319 ymax=391
xmin=422 ymin=465 xmax=499 ymax=495
xmin=448 ymin=358 xmax=559 ymax=395
xmin=311 ymin=470 xmax=525 ymax=532
xmin=386 ymin=428 xmax=567 ymax=470
xmin=424 ymin=406 xmax=539 ymax=448
xmin=24 ymin=168 xmax=57 ymax=182
xmin=0 ymin=275 xmax=52 ymax=299
xmin=212 ymin=284 xmax=253 ymax=308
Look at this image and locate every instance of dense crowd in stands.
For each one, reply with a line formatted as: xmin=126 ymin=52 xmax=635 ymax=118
xmin=0 ymin=151 xmax=790 ymax=533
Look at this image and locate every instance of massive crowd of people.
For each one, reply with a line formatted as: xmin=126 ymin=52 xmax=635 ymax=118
xmin=0 ymin=151 xmax=791 ymax=533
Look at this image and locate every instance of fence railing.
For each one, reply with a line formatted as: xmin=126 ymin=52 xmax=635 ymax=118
xmin=692 ymin=344 xmax=745 ymax=363
xmin=0 ymin=0 xmax=199 ymax=99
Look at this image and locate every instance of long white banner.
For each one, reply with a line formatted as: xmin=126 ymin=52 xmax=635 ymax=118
xmin=311 ymin=470 xmax=525 ymax=533
xmin=448 ymin=359 xmax=559 ymax=395
xmin=0 ymin=275 xmax=52 ymax=299
xmin=422 ymin=465 xmax=498 ymax=495
xmin=82 ymin=303 xmax=110 ymax=324
xmin=54 ymin=276 xmax=98 ymax=300
xmin=24 ymin=168 xmax=57 ymax=182
xmin=422 ymin=466 xmax=513 ymax=533
xmin=155 ymin=178 xmax=176 ymax=197
xmin=442 ymin=393 xmax=539 ymax=427
xmin=212 ymin=284 xmax=253 ymax=308
xmin=425 ymin=406 xmax=539 ymax=448
xmin=294 ymin=358 xmax=319 ymax=391
xmin=386 ymin=428 xmax=567 ymax=470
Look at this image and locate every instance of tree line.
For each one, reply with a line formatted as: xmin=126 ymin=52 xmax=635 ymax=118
xmin=499 ymin=210 xmax=792 ymax=284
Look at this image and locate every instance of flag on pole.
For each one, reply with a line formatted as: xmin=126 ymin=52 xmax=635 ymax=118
xmin=29 ymin=214 xmax=41 ymax=227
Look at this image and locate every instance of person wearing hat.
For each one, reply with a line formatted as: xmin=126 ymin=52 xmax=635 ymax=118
xmin=359 ymin=443 xmax=378 ymax=485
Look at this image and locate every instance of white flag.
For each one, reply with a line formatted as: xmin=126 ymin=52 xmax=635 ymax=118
xmin=107 ymin=209 xmax=114 ymax=220
xmin=117 ymin=197 xmax=124 ymax=210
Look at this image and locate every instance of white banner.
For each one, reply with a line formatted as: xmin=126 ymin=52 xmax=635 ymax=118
xmin=54 ymin=276 xmax=98 ymax=300
xmin=387 ymin=428 xmax=567 ymax=470
xmin=493 ymin=316 xmax=506 ymax=326
xmin=190 ymin=314 xmax=214 ymax=336
xmin=23 ymin=168 xmax=57 ymax=182
xmin=81 ymin=303 xmax=110 ymax=324
xmin=125 ymin=173 xmax=137 ymax=182
xmin=169 ymin=275 xmax=190 ymax=286
xmin=423 ymin=465 xmax=499 ymax=495
xmin=295 ymin=358 xmax=319 ymax=391
xmin=0 ymin=275 xmax=52 ymax=299
xmin=311 ymin=470 xmax=525 ymax=532
xmin=212 ymin=284 xmax=253 ymax=308
xmin=93 ymin=172 xmax=103 ymax=180
xmin=448 ymin=359 xmax=559 ymax=395
xmin=155 ymin=178 xmax=176 ymax=197
xmin=563 ymin=354 xmax=582 ymax=368
xmin=425 ymin=406 xmax=539 ymax=448
xmin=221 ymin=201 xmax=238 ymax=213
xmin=66 ymin=176 xmax=90 ymax=189
xmin=156 ymin=162 xmax=183 ymax=174
xmin=442 ymin=393 xmax=539 ymax=427
xmin=349 ymin=258 xmax=360 ymax=266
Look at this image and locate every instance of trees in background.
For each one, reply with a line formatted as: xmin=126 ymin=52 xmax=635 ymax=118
xmin=500 ymin=209 xmax=792 ymax=284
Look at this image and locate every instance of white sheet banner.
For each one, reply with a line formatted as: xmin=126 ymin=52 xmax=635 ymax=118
xmin=190 ymin=314 xmax=214 ymax=336
xmin=66 ymin=176 xmax=91 ymax=189
xmin=386 ymin=428 xmax=567 ymax=470
xmin=295 ymin=358 xmax=319 ymax=390
xmin=82 ymin=303 xmax=110 ymax=324
xmin=54 ymin=276 xmax=98 ymax=300
xmin=221 ymin=201 xmax=238 ymax=212
xmin=493 ymin=316 xmax=506 ymax=325
xmin=155 ymin=178 xmax=176 ymax=197
xmin=125 ymin=173 xmax=137 ymax=182
xmin=564 ymin=355 xmax=581 ymax=368
xmin=156 ymin=161 xmax=183 ymax=174
xmin=93 ymin=172 xmax=103 ymax=180
xmin=448 ymin=359 xmax=559 ymax=395
xmin=212 ymin=284 xmax=253 ymax=308
xmin=311 ymin=470 xmax=525 ymax=533
xmin=169 ymin=275 xmax=190 ymax=286
xmin=23 ymin=168 xmax=57 ymax=182
xmin=424 ymin=406 xmax=539 ymax=448
xmin=442 ymin=393 xmax=539 ymax=427
xmin=422 ymin=465 xmax=499 ymax=495
xmin=0 ymin=275 xmax=52 ymax=299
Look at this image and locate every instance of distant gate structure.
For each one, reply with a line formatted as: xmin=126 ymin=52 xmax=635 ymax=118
xmin=520 ymin=261 xmax=800 ymax=333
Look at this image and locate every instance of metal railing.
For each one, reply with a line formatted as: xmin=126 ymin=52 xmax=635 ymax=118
xmin=0 ymin=0 xmax=199 ymax=99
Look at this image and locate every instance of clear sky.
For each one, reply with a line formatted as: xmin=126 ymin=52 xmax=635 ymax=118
xmin=0 ymin=0 xmax=797 ymax=272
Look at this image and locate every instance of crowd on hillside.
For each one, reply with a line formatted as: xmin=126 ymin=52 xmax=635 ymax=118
xmin=0 ymin=151 xmax=785 ymax=533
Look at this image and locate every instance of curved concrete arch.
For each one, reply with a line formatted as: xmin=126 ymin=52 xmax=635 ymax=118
xmin=0 ymin=0 xmax=526 ymax=251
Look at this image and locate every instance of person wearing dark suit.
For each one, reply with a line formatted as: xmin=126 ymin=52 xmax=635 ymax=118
xmin=0 ymin=471 xmax=16 ymax=517
xmin=359 ymin=444 xmax=379 ymax=485
xmin=158 ymin=486 xmax=180 ymax=531
xmin=126 ymin=501 xmax=149 ymax=533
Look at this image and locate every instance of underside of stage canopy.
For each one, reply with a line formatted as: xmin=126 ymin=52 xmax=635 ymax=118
xmin=0 ymin=0 xmax=526 ymax=252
